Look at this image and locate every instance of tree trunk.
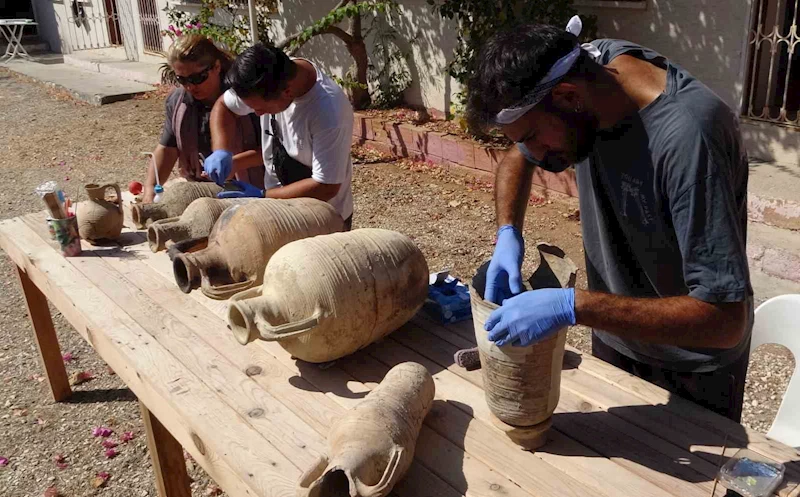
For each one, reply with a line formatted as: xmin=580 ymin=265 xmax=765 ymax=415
xmin=347 ymin=5 xmax=371 ymax=110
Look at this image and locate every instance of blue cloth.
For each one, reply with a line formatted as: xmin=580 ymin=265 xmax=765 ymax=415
xmin=217 ymin=180 xmax=264 ymax=199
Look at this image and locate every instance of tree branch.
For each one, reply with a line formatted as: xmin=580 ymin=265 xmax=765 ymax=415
xmin=277 ymin=0 xmax=353 ymax=50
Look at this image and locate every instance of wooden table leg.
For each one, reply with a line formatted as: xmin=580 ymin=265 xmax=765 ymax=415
xmin=15 ymin=265 xmax=72 ymax=402
xmin=140 ymin=401 xmax=192 ymax=497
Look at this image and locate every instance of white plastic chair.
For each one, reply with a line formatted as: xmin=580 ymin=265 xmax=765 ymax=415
xmin=750 ymin=294 xmax=800 ymax=448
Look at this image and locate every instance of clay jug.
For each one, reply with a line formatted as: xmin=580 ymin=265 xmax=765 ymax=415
xmin=174 ymin=198 xmax=344 ymax=300
xmin=470 ymin=243 xmax=577 ymax=449
xmin=146 ymin=197 xmax=253 ymax=252
xmin=297 ymin=362 xmax=434 ymax=497
xmin=76 ymin=183 xmax=124 ymax=242
xmin=130 ymin=182 xmax=222 ymax=228
xmin=228 ymin=228 xmax=429 ymax=363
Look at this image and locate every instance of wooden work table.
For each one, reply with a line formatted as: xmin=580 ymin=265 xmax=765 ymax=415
xmin=2 ymin=203 xmax=799 ymax=497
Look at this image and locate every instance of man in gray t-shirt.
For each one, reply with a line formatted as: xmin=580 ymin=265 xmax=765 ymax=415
xmin=465 ymin=19 xmax=753 ymax=421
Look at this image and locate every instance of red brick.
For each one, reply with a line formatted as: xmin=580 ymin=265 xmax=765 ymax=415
xmin=441 ymin=135 xmax=460 ymax=163
xmin=397 ymin=124 xmax=418 ymax=152
xmin=457 ymin=139 xmax=475 ymax=169
xmin=419 ymin=131 xmax=444 ymax=159
xmin=372 ymin=119 xmax=389 ymax=143
xmin=474 ymin=146 xmax=494 ymax=172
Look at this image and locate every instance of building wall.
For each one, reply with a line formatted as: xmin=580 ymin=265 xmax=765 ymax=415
xmin=271 ymin=0 xmax=460 ymax=115
xmin=577 ymin=0 xmax=800 ymax=167
xmin=31 ymin=0 xmax=64 ymax=52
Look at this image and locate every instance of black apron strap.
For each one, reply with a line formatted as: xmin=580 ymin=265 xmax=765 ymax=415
xmin=270 ymin=115 xmax=313 ymax=186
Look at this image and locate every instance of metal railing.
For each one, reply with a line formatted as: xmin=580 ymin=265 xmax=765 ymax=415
xmin=745 ymin=0 xmax=800 ymax=127
xmin=137 ymin=0 xmax=163 ymax=54
xmin=66 ymin=0 xmax=123 ymax=51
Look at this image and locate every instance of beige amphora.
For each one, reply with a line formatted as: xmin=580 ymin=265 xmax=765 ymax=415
xmin=76 ymin=183 xmax=124 ymax=243
xmin=130 ymin=181 xmax=222 ymax=229
xmin=297 ymin=362 xmax=435 ymax=497
xmin=228 ymin=228 xmax=429 ymax=363
xmin=470 ymin=243 xmax=577 ymax=450
xmin=146 ymin=197 xmax=253 ymax=252
xmin=173 ymin=198 xmax=344 ymax=300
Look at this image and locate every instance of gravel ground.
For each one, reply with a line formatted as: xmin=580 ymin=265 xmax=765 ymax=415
xmin=0 ymin=68 xmax=794 ymax=497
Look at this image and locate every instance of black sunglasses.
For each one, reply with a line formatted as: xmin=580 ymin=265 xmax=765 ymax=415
xmin=175 ymin=65 xmax=212 ymax=86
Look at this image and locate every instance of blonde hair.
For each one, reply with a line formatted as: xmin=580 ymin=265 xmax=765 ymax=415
xmin=167 ymin=34 xmax=234 ymax=74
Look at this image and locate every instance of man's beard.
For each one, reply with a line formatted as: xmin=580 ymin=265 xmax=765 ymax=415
xmin=538 ymin=110 xmax=597 ymax=173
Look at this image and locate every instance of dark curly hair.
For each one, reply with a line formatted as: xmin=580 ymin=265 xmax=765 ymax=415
xmin=465 ymin=24 xmax=591 ymax=133
xmin=224 ymin=43 xmax=298 ymax=100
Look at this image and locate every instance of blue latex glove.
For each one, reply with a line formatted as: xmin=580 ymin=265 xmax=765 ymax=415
xmin=484 ymin=225 xmax=524 ymax=304
xmin=217 ymin=180 xmax=265 ymax=199
xmin=203 ymin=150 xmax=233 ymax=186
xmin=485 ymin=288 xmax=576 ymax=347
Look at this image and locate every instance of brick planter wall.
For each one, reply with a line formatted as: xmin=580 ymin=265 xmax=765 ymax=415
xmin=352 ymin=112 xmax=579 ymax=198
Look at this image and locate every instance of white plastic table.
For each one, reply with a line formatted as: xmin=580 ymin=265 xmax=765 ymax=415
xmin=0 ymin=18 xmax=37 ymax=64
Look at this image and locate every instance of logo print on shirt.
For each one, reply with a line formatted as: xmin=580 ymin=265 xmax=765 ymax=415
xmin=620 ymin=173 xmax=654 ymax=226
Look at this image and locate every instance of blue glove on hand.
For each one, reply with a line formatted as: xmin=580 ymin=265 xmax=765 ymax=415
xmin=484 ymin=225 xmax=524 ymax=304
xmin=203 ymin=150 xmax=233 ymax=186
xmin=485 ymin=288 xmax=576 ymax=347
xmin=217 ymin=180 xmax=265 ymax=199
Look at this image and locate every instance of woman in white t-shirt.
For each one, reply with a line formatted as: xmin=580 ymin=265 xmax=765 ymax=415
xmin=203 ymin=43 xmax=354 ymax=229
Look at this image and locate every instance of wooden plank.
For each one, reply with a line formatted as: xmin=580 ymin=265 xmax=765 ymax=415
xmin=558 ymin=366 xmax=800 ymax=496
xmin=364 ymin=335 xmax=684 ymax=497
xmin=93 ymin=231 xmax=461 ymax=497
xmin=396 ymin=321 xmax=723 ymax=495
xmin=140 ymin=401 xmax=192 ymax=497
xmin=571 ymin=346 xmax=800 ymax=465
xmin=14 ymin=264 xmax=72 ymax=402
xmin=0 ymin=217 xmax=300 ymax=497
xmin=411 ymin=313 xmax=800 ymax=495
xmin=125 ymin=231 xmax=540 ymax=497
xmin=339 ymin=352 xmax=607 ymax=497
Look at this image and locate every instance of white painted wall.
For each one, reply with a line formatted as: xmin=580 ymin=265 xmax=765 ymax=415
xmin=271 ymin=0 xmax=460 ymax=115
xmin=577 ymin=0 xmax=800 ymax=166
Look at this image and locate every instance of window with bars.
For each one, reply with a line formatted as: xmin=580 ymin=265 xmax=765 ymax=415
xmin=744 ymin=0 xmax=800 ymax=127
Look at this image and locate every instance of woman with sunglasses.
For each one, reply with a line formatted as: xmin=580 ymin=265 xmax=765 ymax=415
xmin=142 ymin=35 xmax=264 ymax=203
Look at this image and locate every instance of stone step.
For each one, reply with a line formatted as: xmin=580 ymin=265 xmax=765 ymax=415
xmin=63 ymin=49 xmax=164 ymax=86
xmin=748 ymin=160 xmax=800 ymax=231
xmin=747 ymin=222 xmax=800 ymax=297
xmin=4 ymin=59 xmax=155 ymax=105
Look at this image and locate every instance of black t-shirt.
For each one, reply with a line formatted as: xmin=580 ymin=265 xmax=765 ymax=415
xmin=522 ymin=39 xmax=754 ymax=372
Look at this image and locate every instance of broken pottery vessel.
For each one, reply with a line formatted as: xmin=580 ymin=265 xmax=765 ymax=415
xmin=228 ymin=228 xmax=429 ymax=363
xmin=146 ymin=197 xmax=253 ymax=252
xmin=470 ymin=243 xmax=577 ymax=449
xmin=174 ymin=198 xmax=343 ymax=300
xmin=76 ymin=183 xmax=124 ymax=242
xmin=130 ymin=181 xmax=222 ymax=228
xmin=297 ymin=362 xmax=435 ymax=497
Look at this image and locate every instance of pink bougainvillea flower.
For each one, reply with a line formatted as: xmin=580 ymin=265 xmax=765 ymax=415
xmin=0 ymin=457 xmax=8 ymax=467
xmin=101 ymin=440 xmax=117 ymax=449
xmin=121 ymin=431 xmax=135 ymax=443
xmin=92 ymin=426 xmax=113 ymax=438
xmin=167 ymin=24 xmax=175 ymax=32
xmin=205 ymin=483 xmax=222 ymax=496
xmin=175 ymin=29 xmax=183 ymax=37
xmin=53 ymin=455 xmax=68 ymax=470
xmin=104 ymin=448 xmax=118 ymax=459
xmin=62 ymin=352 xmax=74 ymax=362
xmin=92 ymin=471 xmax=111 ymax=488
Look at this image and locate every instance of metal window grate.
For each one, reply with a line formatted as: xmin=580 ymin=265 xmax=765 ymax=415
xmin=138 ymin=0 xmax=163 ymax=54
xmin=744 ymin=0 xmax=800 ymax=127
xmin=66 ymin=0 xmax=124 ymax=51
